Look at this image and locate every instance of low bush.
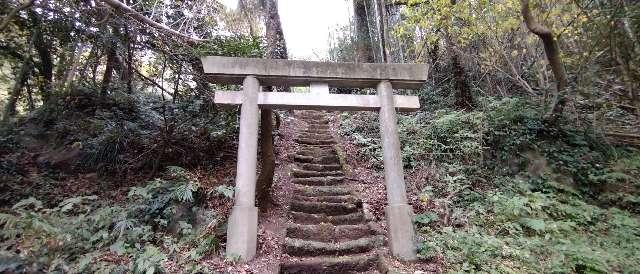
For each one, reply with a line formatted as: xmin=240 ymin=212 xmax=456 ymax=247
xmin=0 ymin=166 xmax=229 ymax=273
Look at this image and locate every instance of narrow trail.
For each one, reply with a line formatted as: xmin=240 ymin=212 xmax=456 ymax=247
xmin=279 ymin=111 xmax=385 ymax=273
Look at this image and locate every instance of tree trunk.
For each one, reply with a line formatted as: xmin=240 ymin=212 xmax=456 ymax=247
xmin=54 ymin=43 xmax=78 ymax=92
xmin=256 ymin=0 xmax=288 ymax=210
xmin=264 ymin=0 xmax=288 ymax=61
xmin=31 ymin=21 xmax=53 ymax=102
xmin=614 ymin=0 xmax=640 ymax=116
xmin=101 ymin=40 xmax=118 ymax=95
xmin=256 ymin=102 xmax=276 ymax=209
xmin=190 ymin=58 xmax=208 ymax=96
xmin=520 ymin=0 xmax=569 ymax=123
xmin=451 ymin=53 xmax=474 ymax=110
xmin=3 ymin=60 xmax=32 ymax=121
xmin=64 ymin=47 xmax=81 ymax=91
xmin=353 ymin=0 xmax=375 ymax=62
xmin=376 ymin=0 xmax=389 ymax=62
xmin=3 ymin=28 xmax=38 ymax=121
xmin=444 ymin=0 xmax=475 ymax=110
xmin=123 ymin=25 xmax=134 ymax=93
xmin=26 ymin=82 xmax=35 ymax=111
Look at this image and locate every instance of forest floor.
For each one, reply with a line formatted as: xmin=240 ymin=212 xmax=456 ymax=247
xmin=1 ymin=94 xmax=638 ymax=273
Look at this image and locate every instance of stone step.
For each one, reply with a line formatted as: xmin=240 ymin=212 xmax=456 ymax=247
xmin=292 ymin=169 xmax=344 ymax=178
xmin=292 ymin=176 xmax=345 ymax=186
xmin=295 ymin=138 xmax=335 ymax=146
xmin=294 ymin=194 xmax=361 ymax=205
xmin=290 ymin=200 xmax=360 ymax=216
xmin=296 ymin=163 xmax=342 ymax=172
xmin=290 ymin=211 xmax=365 ymax=225
xmin=293 ymin=185 xmax=352 ymax=197
xmin=284 ymin=236 xmax=384 ymax=257
xmin=296 ymin=148 xmax=336 ymax=157
xmin=293 ymin=155 xmax=340 ymax=165
xmin=297 ymin=114 xmax=328 ymax=119
xmin=299 ymin=119 xmax=329 ymax=125
xmin=302 ymin=129 xmax=331 ymax=135
xmin=304 ymin=123 xmax=331 ymax=127
xmin=301 ymin=118 xmax=330 ymax=123
xmin=304 ymin=122 xmax=331 ymax=128
xmin=280 ymin=252 xmax=378 ymax=274
xmin=305 ymin=126 xmax=331 ymax=131
xmin=298 ymin=133 xmax=333 ymax=140
xmin=286 ymin=223 xmax=375 ymax=243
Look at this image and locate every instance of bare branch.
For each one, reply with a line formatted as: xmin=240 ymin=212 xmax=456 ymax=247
xmin=0 ymin=0 xmax=36 ymax=31
xmin=99 ymin=0 xmax=206 ymax=43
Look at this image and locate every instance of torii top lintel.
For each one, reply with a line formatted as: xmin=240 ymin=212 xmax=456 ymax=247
xmin=201 ymin=56 xmax=429 ymax=89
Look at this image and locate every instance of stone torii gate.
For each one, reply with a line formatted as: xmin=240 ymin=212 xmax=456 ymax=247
xmin=201 ymin=56 xmax=429 ymax=261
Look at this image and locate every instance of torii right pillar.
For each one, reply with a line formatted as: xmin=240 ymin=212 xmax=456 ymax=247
xmin=377 ymin=80 xmax=418 ymax=261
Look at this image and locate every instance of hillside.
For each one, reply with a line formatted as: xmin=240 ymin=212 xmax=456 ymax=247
xmin=1 ymin=0 xmax=640 ymax=273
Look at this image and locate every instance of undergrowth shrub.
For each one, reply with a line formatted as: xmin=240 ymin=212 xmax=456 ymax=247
xmin=0 ymin=166 xmax=229 ymax=273
xmin=340 ymin=96 xmax=640 ymax=272
xmin=417 ymin=177 xmax=640 ymax=273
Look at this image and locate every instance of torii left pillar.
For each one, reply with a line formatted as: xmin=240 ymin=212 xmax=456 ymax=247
xmin=226 ymin=76 xmax=260 ymax=260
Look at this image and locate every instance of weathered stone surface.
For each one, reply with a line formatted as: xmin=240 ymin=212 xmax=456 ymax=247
xmin=225 ymin=76 xmax=260 ymax=262
xmin=297 ymin=133 xmax=333 ymax=140
xmin=292 ymin=185 xmax=352 ymax=197
xmin=201 ymin=56 xmax=429 ymax=89
xmin=292 ymin=176 xmax=345 ymax=186
xmin=278 ymin=110 xmax=415 ymax=271
xmin=294 ymin=194 xmax=361 ymax=205
xmin=302 ymin=130 xmax=331 ymax=136
xmin=225 ymin=205 xmax=258 ymax=261
xmin=296 ymin=163 xmax=342 ymax=172
xmin=286 ymin=223 xmax=375 ymax=243
xmin=385 ymin=204 xmax=418 ymax=261
xmin=280 ymin=253 xmax=378 ymax=274
xmin=378 ymin=81 xmax=418 ymax=261
xmin=296 ymin=148 xmax=336 ymax=157
xmin=284 ymin=236 xmax=384 ymax=256
xmin=295 ymin=138 xmax=335 ymax=146
xmin=290 ymin=200 xmax=360 ymax=215
xmin=290 ymin=211 xmax=365 ymax=225
xmin=293 ymin=155 xmax=340 ymax=165
xmin=292 ymin=169 xmax=344 ymax=178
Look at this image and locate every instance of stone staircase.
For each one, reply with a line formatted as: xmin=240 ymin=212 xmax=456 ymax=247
xmin=280 ymin=111 xmax=384 ymax=273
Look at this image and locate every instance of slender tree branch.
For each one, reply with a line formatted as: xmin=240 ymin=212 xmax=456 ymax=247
xmin=133 ymin=67 xmax=172 ymax=95
xmin=99 ymin=0 xmax=206 ymax=43
xmin=0 ymin=0 xmax=35 ymax=31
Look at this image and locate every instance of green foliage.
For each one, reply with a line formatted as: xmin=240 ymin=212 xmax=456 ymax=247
xmin=0 ymin=166 xmax=224 ymax=273
xmin=418 ymin=179 xmax=640 ymax=273
xmin=340 ymin=95 xmax=640 ymax=272
xmin=133 ymin=245 xmax=167 ymax=274
xmin=194 ymin=35 xmax=265 ymax=58
xmin=215 ymin=184 xmax=235 ymax=199
xmin=414 ymin=212 xmax=439 ymax=227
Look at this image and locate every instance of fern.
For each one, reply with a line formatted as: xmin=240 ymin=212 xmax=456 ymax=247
xmin=113 ymin=219 xmax=135 ymax=237
xmin=133 ymin=245 xmax=167 ymax=274
xmin=56 ymin=196 xmax=98 ymax=213
xmin=11 ymin=197 xmax=43 ymax=211
xmin=0 ymin=212 xmax=19 ymax=238
xmin=171 ymin=182 xmax=198 ymax=203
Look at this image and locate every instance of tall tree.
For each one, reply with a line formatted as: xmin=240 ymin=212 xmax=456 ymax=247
xmin=256 ymin=0 xmax=288 ymax=209
xmin=354 ymin=0 xmax=375 ymax=62
xmin=446 ymin=0 xmax=474 ymax=110
xmin=520 ymin=0 xmax=569 ymax=123
xmin=30 ymin=11 xmax=53 ymax=102
xmin=376 ymin=0 xmax=389 ymax=62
